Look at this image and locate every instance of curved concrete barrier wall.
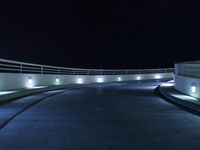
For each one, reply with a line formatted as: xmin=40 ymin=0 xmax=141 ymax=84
xmin=0 ymin=72 xmax=173 ymax=90
xmin=174 ymin=74 xmax=200 ymax=99
xmin=0 ymin=58 xmax=174 ymax=91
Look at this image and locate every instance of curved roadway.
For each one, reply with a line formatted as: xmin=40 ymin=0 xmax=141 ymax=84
xmin=1 ymin=81 xmax=200 ymax=150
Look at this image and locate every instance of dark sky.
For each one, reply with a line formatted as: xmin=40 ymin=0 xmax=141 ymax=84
xmin=0 ymin=0 xmax=200 ymax=69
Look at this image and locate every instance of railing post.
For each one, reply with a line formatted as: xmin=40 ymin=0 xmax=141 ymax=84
xmin=58 ymin=68 xmax=60 ymax=75
xmin=41 ymin=66 xmax=43 ymax=74
xmin=138 ymin=70 xmax=141 ymax=74
xmin=20 ymin=64 xmax=22 ymax=73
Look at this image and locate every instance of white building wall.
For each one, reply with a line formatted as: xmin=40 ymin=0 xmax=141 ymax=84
xmin=175 ymin=74 xmax=200 ymax=99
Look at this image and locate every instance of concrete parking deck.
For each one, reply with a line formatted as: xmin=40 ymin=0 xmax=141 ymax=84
xmin=1 ymin=81 xmax=200 ymax=150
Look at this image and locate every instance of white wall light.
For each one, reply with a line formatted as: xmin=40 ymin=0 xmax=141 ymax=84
xmin=97 ymin=76 xmax=104 ymax=83
xmin=55 ymin=78 xmax=60 ymax=85
xmin=136 ymin=76 xmax=141 ymax=80
xmin=191 ymin=83 xmax=197 ymax=93
xmin=77 ymin=77 xmax=83 ymax=84
xmin=26 ymin=76 xmax=34 ymax=88
xmin=117 ymin=77 xmax=122 ymax=81
xmin=155 ymin=74 xmax=161 ymax=79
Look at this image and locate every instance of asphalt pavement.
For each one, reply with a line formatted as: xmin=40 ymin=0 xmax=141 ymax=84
xmin=1 ymin=81 xmax=200 ymax=150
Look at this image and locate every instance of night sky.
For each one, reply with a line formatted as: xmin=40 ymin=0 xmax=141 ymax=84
xmin=0 ymin=1 xmax=200 ymax=69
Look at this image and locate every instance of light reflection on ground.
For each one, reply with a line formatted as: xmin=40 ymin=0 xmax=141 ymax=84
xmin=171 ymin=93 xmax=198 ymax=102
xmin=27 ymin=86 xmax=47 ymax=89
xmin=0 ymin=91 xmax=17 ymax=95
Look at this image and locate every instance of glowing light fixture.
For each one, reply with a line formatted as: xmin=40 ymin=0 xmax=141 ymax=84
xmin=117 ymin=77 xmax=122 ymax=81
xmin=56 ymin=78 xmax=59 ymax=83
xmin=77 ymin=77 xmax=83 ymax=84
xmin=136 ymin=76 xmax=141 ymax=80
xmin=155 ymin=74 xmax=161 ymax=79
xmin=97 ymin=76 xmax=104 ymax=83
xmin=27 ymin=76 xmax=34 ymax=88
xmin=191 ymin=83 xmax=197 ymax=93
xmin=55 ymin=78 xmax=60 ymax=85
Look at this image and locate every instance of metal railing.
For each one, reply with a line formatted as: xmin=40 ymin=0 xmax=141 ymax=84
xmin=0 ymin=58 xmax=174 ymax=75
xmin=177 ymin=64 xmax=200 ymax=78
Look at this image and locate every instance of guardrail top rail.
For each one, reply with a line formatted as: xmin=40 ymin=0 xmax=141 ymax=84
xmin=0 ymin=58 xmax=174 ymax=75
xmin=176 ymin=62 xmax=200 ymax=78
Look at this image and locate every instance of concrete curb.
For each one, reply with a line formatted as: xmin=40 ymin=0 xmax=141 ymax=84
xmin=0 ymin=84 xmax=81 ymax=105
xmin=157 ymin=85 xmax=200 ymax=114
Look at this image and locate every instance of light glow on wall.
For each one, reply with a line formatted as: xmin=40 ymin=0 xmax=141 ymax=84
xmin=155 ymin=74 xmax=161 ymax=79
xmin=117 ymin=77 xmax=122 ymax=81
xmin=136 ymin=76 xmax=141 ymax=80
xmin=77 ymin=77 xmax=83 ymax=84
xmin=55 ymin=78 xmax=60 ymax=85
xmin=26 ymin=76 xmax=34 ymax=88
xmin=97 ymin=76 xmax=104 ymax=83
xmin=191 ymin=85 xmax=197 ymax=93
